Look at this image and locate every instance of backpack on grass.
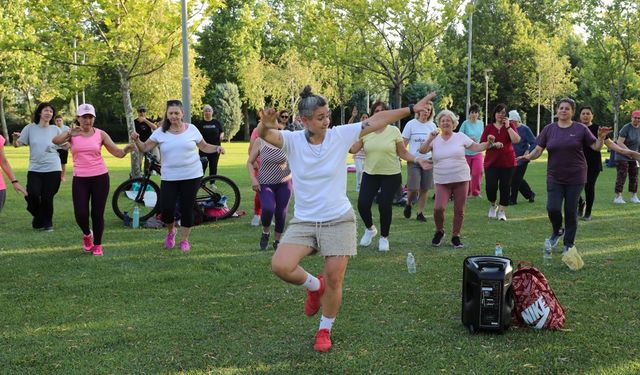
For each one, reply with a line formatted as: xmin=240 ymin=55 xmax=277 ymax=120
xmin=511 ymin=262 xmax=566 ymax=330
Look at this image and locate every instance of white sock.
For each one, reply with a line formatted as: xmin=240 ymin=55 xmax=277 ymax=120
xmin=302 ymin=272 xmax=320 ymax=291
xmin=319 ymin=315 xmax=335 ymax=331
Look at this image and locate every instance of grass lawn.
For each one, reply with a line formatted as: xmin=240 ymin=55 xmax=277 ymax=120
xmin=1 ymin=142 xmax=639 ymax=374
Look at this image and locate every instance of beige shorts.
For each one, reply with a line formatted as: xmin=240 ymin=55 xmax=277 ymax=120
xmin=281 ymin=208 xmax=357 ymax=256
xmin=407 ymin=161 xmax=434 ymax=191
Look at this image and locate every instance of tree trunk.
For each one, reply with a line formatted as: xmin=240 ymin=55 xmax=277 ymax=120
xmin=391 ymin=80 xmax=403 ymax=127
xmin=243 ymin=103 xmax=250 ymax=141
xmin=612 ymin=81 xmax=622 ymax=137
xmin=118 ymin=66 xmax=141 ymax=177
xmin=0 ymin=92 xmax=8 ymax=144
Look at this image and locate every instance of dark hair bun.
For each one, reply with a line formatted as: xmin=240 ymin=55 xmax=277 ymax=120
xmin=300 ymin=85 xmax=313 ymax=99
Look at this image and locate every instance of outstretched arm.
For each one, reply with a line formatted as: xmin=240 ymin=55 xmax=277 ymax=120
xmin=100 ymin=131 xmax=135 ymax=158
xmin=0 ymin=147 xmax=27 ymax=196
xmin=467 ymin=135 xmax=495 ymax=152
xmin=359 ymin=92 xmax=436 ymax=138
xmin=518 ymin=145 xmax=544 ymax=161
xmin=258 ymin=109 xmax=284 ymax=149
xmin=198 ymin=139 xmax=225 ymax=155
xmin=130 ymin=131 xmax=159 ymax=153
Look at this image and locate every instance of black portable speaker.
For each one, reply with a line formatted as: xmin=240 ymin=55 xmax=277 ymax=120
xmin=461 ymin=256 xmax=514 ymax=334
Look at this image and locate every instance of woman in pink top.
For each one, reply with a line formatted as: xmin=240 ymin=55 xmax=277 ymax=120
xmin=0 ymin=135 xmax=28 ymax=213
xmin=419 ymin=110 xmax=494 ymax=248
xmin=53 ymin=104 xmax=135 ymax=256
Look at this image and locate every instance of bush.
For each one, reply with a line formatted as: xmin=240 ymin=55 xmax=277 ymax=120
xmin=211 ymin=83 xmax=242 ymax=141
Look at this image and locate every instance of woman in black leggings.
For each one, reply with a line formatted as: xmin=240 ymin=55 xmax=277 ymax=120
xmin=132 ymin=100 xmax=224 ymax=252
xmin=577 ymin=107 xmax=601 ymax=221
xmin=53 ymin=103 xmax=135 ymax=256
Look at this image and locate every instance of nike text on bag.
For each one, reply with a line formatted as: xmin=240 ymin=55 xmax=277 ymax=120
xmin=511 ymin=262 xmax=565 ymax=330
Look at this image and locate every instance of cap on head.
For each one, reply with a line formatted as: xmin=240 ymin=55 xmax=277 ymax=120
xmin=137 ymin=105 xmax=147 ymax=112
xmin=632 ymin=110 xmax=640 ymax=118
xmin=508 ymin=110 xmax=521 ymax=122
xmin=77 ymin=103 xmax=96 ymax=117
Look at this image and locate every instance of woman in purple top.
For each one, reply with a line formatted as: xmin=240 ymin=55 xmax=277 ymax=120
xmin=519 ymin=99 xmax=608 ymax=254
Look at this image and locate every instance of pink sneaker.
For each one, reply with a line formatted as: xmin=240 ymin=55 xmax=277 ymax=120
xmin=164 ymin=228 xmax=177 ymax=249
xmin=179 ymin=240 xmax=190 ymax=252
xmin=83 ymin=231 xmax=94 ymax=253
xmin=92 ymin=245 xmax=103 ymax=256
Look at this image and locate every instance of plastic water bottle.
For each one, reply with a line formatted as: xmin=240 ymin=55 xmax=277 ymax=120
xmin=123 ymin=211 xmax=131 ymax=227
xmin=494 ymin=242 xmax=503 ymax=257
xmin=406 ymin=253 xmax=416 ymax=274
xmin=132 ymin=206 xmax=140 ymax=229
xmin=543 ymin=238 xmax=553 ymax=264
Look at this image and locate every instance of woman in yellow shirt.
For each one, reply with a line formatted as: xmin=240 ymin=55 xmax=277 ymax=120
xmin=351 ymin=101 xmax=431 ymax=251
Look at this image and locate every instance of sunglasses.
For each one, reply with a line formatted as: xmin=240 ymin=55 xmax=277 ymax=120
xmin=280 ymin=115 xmax=289 ymax=119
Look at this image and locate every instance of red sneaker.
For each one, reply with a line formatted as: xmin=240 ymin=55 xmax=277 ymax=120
xmin=313 ymin=329 xmax=332 ymax=352
xmin=304 ymin=275 xmax=325 ymax=317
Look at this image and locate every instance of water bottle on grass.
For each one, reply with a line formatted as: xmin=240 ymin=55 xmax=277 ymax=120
xmin=132 ymin=206 xmax=140 ymax=229
xmin=494 ymin=242 xmax=503 ymax=256
xmin=406 ymin=253 xmax=416 ymax=274
xmin=543 ymin=238 xmax=552 ymax=264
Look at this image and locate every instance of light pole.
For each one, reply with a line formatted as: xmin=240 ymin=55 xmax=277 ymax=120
xmin=536 ymin=71 xmax=541 ymax=135
xmin=484 ymin=68 xmax=491 ymax=125
xmin=180 ymin=0 xmax=191 ymax=123
xmin=465 ymin=0 xmax=475 ymax=116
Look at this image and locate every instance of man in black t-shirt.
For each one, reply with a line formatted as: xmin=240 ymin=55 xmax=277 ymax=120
xmin=134 ymin=105 xmax=158 ymax=170
xmin=197 ymin=104 xmax=225 ymax=176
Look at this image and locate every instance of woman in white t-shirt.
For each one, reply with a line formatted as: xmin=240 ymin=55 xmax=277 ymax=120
xmin=419 ymin=110 xmax=494 ymax=249
xmin=132 ymin=100 xmax=225 ymax=252
xmin=258 ymin=86 xmax=436 ymax=353
xmin=401 ymin=102 xmax=437 ymax=221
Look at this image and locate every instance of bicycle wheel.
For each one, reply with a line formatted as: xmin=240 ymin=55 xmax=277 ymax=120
xmin=198 ymin=175 xmax=241 ymax=220
xmin=112 ymin=177 xmax=161 ymax=221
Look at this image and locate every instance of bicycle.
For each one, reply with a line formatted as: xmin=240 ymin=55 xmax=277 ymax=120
xmin=112 ymin=152 xmax=241 ymax=222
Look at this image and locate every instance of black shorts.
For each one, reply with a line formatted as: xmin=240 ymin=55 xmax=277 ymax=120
xmin=57 ymin=149 xmax=69 ymax=164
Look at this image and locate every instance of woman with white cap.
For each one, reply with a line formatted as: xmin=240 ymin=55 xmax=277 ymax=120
xmin=53 ymin=103 xmax=136 ymax=256
xmin=508 ymin=110 xmax=537 ymax=204
xmin=12 ymin=102 xmax=63 ymax=231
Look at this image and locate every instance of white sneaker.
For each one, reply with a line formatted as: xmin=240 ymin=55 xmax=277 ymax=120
xmin=378 ymin=237 xmax=390 ymax=252
xmin=630 ymin=195 xmax=640 ymax=203
xmin=497 ymin=209 xmax=507 ymax=221
xmin=359 ymin=226 xmax=378 ymax=246
xmin=251 ymin=215 xmax=261 ymax=226
xmin=488 ymin=205 xmax=497 ymax=219
xmin=613 ymin=196 xmax=626 ymax=204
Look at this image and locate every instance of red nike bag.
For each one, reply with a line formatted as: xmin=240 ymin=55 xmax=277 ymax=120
xmin=511 ymin=262 xmax=565 ymax=329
